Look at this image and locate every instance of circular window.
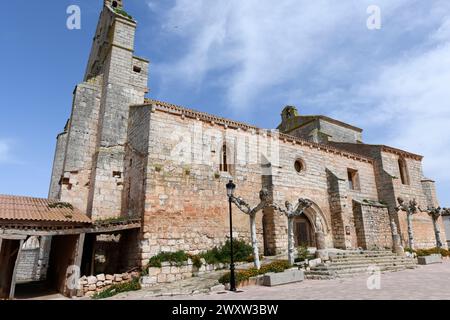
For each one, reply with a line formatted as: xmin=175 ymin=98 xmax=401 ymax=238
xmin=294 ymin=159 xmax=305 ymax=173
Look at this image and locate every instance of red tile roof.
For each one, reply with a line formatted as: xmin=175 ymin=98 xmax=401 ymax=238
xmin=0 ymin=195 xmax=91 ymax=225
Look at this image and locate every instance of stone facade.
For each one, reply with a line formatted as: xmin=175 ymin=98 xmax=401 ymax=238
xmin=46 ymin=0 xmax=446 ymax=278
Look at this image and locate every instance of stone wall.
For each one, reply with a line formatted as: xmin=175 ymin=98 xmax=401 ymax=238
xmin=127 ymin=103 xmax=383 ymax=263
xmin=398 ymin=211 xmax=447 ymax=249
xmin=141 ymin=260 xmax=247 ymax=288
xmin=48 ymin=131 xmax=68 ymax=200
xmin=353 ymin=201 xmax=392 ymax=250
xmin=318 ymin=119 xmax=362 ymax=144
xmin=59 ymin=82 xmax=101 ymax=213
xmin=16 ymin=236 xmax=51 ymax=282
xmin=78 ymin=271 xmax=139 ymax=297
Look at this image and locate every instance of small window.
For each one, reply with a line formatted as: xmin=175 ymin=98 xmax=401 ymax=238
xmin=294 ymin=159 xmax=305 ymax=173
xmin=220 ymin=143 xmax=228 ymax=172
xmin=347 ymin=168 xmax=360 ymax=190
xmin=398 ymin=158 xmax=410 ymax=185
xmin=133 ymin=66 xmax=142 ymax=73
xmin=113 ymin=171 xmax=122 ymax=178
xmin=112 ymin=1 xmax=119 ymax=8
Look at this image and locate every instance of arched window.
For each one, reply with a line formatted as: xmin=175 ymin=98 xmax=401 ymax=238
xmin=398 ymin=158 xmax=410 ymax=185
xmin=220 ymin=143 xmax=229 ymax=172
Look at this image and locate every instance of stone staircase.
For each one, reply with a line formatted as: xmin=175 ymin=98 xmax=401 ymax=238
xmin=305 ymin=250 xmax=418 ymax=280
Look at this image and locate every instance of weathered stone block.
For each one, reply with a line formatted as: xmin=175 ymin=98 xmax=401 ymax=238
xmin=147 ymin=267 xmax=160 ymax=277
xmin=141 ymin=276 xmax=157 ymax=286
xmin=96 ymin=274 xmax=106 ymax=282
xmin=262 ymin=269 xmax=304 ymax=287
xmin=418 ymin=254 xmax=442 ymax=265
xmin=161 ymin=266 xmax=171 ymax=274
xmin=157 ymin=274 xmax=167 ymax=283
xmin=87 ymin=276 xmax=97 ymax=285
xmin=105 ymin=274 xmax=114 ymax=280
xmin=308 ymin=258 xmax=322 ymax=268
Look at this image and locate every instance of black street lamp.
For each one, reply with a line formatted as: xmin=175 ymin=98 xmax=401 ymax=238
xmin=226 ymin=180 xmax=237 ymax=292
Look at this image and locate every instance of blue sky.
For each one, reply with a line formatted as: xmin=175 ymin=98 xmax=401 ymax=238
xmin=0 ymin=0 xmax=449 ymax=206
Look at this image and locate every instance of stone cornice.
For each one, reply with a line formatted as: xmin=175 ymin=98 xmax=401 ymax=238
xmin=380 ymin=145 xmax=423 ymax=161
xmin=133 ymin=99 xmax=374 ymax=164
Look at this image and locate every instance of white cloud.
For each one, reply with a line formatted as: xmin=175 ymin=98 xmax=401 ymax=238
xmin=0 ymin=139 xmax=11 ymax=163
xmin=357 ymin=40 xmax=450 ymax=183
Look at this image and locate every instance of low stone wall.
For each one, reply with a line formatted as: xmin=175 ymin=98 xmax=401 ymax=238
xmin=141 ymin=258 xmax=246 ymax=287
xmin=78 ymin=272 xmax=140 ymax=297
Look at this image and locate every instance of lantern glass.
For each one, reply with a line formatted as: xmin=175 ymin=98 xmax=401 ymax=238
xmin=226 ymin=180 xmax=236 ymax=197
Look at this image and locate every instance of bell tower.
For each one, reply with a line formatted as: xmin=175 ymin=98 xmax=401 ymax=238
xmin=104 ymin=0 xmax=123 ymax=9
xmin=50 ymin=0 xmax=150 ymax=221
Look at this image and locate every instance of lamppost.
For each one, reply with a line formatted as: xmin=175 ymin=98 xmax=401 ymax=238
xmin=226 ymin=180 xmax=237 ymax=292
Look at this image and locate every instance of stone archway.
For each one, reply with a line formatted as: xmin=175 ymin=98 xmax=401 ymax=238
xmin=294 ymin=201 xmax=329 ymax=249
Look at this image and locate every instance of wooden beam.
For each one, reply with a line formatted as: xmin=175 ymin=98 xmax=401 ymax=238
xmin=0 ymin=223 xmax=141 ymax=237
xmin=0 ymin=234 xmax=27 ymax=240
xmin=68 ymin=233 xmax=85 ymax=298
xmin=9 ymin=239 xmax=23 ymax=299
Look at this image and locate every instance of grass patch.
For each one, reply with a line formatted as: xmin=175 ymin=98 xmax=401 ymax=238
xmin=113 ymin=8 xmax=133 ymax=20
xmin=48 ymin=202 xmax=73 ymax=210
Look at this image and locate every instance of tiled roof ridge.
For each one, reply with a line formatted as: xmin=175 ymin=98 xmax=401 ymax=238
xmin=0 ymin=194 xmax=91 ymax=224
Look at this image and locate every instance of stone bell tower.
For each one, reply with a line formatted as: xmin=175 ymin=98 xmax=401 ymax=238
xmin=49 ymin=0 xmax=149 ymax=220
xmin=105 ymin=0 xmax=123 ymax=9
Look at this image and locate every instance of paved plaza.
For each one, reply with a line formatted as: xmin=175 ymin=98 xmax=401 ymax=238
xmin=111 ymin=261 xmax=450 ymax=300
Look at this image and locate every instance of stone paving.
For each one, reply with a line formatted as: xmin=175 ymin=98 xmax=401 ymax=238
xmin=111 ymin=261 xmax=450 ymax=300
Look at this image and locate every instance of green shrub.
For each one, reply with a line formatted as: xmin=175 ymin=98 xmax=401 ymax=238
xmin=404 ymin=247 xmax=416 ymax=254
xmin=190 ymin=254 xmax=203 ymax=269
xmin=218 ymin=260 xmax=291 ymax=285
xmin=259 ymin=260 xmax=291 ymax=274
xmin=147 ymin=251 xmax=189 ymax=268
xmin=415 ymin=247 xmax=449 ymax=257
xmin=297 ymin=245 xmax=309 ymax=261
xmin=92 ymin=277 xmax=141 ymax=300
xmin=218 ymin=268 xmax=259 ymax=285
xmin=198 ymin=239 xmax=253 ymax=265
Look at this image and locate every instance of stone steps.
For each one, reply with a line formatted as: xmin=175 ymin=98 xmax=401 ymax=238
xmin=320 ymin=258 xmax=415 ymax=268
xmin=305 ymin=251 xmax=417 ymax=280
xmin=311 ymin=261 xmax=416 ymax=272
xmin=306 ymin=265 xmax=413 ymax=280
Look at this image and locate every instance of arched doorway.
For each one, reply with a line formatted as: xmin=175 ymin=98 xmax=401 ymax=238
xmin=293 ymin=215 xmax=316 ymax=247
xmin=293 ymin=201 xmax=329 ymax=249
